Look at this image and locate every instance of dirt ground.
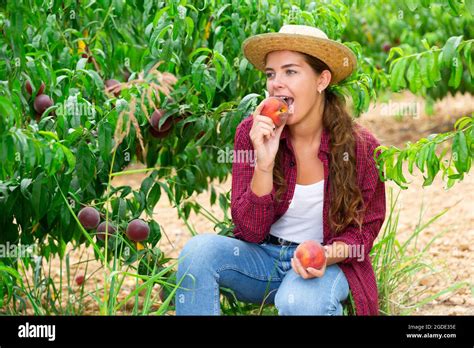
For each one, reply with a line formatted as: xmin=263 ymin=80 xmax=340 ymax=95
xmin=21 ymin=91 xmax=474 ymax=315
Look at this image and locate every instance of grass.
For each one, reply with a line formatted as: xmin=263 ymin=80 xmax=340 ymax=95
xmin=372 ymin=187 xmax=470 ymax=315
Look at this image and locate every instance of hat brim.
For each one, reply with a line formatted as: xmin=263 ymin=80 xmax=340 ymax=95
xmin=242 ymin=33 xmax=357 ymax=84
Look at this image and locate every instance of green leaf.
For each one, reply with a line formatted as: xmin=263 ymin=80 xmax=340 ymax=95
xmin=38 ymin=131 xmax=59 ymax=141
xmin=442 ymin=36 xmax=463 ymax=68
xmin=390 ymin=58 xmax=408 ymax=91
xmin=147 ymin=182 xmax=161 ymax=211
xmin=386 ymin=47 xmax=404 ymax=63
xmin=396 ymin=152 xmax=408 ymax=184
xmin=420 ymin=53 xmax=434 ymax=88
xmin=76 ymin=57 xmax=88 ymax=71
xmin=463 ymin=41 xmax=473 ymax=76
xmin=406 ymin=59 xmax=422 ymax=93
xmin=466 ymin=0 xmax=474 ymax=16
xmin=20 ymin=178 xmax=32 ymax=200
xmin=98 ymin=121 xmax=113 ymax=162
xmin=50 ymin=143 xmax=65 ymax=175
xmin=432 ymin=51 xmax=442 ymax=82
xmin=448 ymin=53 xmax=463 ymax=88
xmin=59 ymin=144 xmax=76 ymax=175
xmin=80 ymin=69 xmax=105 ymax=90
xmin=447 ymin=0 xmax=460 ymax=15
xmin=32 ymin=174 xmax=49 ymax=219
xmin=416 ymin=145 xmax=428 ymax=171
xmin=454 ymin=115 xmax=472 ymax=131
xmin=452 ymin=131 xmax=468 ymax=173
xmin=210 ymin=186 xmax=216 ymax=205
xmin=76 ymin=142 xmax=95 ymax=190
xmin=0 ymin=97 xmax=16 ymax=132
xmin=405 ymin=0 xmax=418 ymax=11
xmin=185 ymin=16 xmax=194 ymax=39
xmin=148 ymin=220 xmax=162 ymax=247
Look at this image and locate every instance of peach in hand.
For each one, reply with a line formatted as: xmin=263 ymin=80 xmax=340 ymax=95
xmin=295 ymin=240 xmax=326 ymax=270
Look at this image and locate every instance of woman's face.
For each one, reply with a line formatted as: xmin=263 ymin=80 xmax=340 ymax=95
xmin=265 ymin=50 xmax=327 ymax=126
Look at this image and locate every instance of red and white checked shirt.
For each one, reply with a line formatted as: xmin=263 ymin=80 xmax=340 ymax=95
xmin=231 ymin=115 xmax=387 ymax=316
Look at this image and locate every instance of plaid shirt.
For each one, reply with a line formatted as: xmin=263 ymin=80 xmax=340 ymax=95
xmin=231 ymin=115 xmax=387 ymax=315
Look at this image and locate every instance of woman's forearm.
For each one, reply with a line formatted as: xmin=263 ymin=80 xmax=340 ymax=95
xmin=250 ymin=163 xmax=274 ymax=197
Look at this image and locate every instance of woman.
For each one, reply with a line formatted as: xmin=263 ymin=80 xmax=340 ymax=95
xmin=175 ymin=25 xmax=386 ymax=316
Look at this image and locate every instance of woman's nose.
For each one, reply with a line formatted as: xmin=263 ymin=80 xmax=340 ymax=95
xmin=270 ymin=73 xmax=286 ymax=88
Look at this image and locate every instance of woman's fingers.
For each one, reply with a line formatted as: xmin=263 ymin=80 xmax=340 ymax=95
xmin=254 ymin=115 xmax=276 ymax=127
xmin=254 ymin=122 xmax=276 ymax=139
xmin=292 ymin=257 xmax=326 ymax=279
xmin=306 ymin=267 xmax=324 ymax=278
xmin=292 ymin=257 xmax=310 ymax=279
xmin=290 ymin=257 xmax=300 ymax=276
xmin=253 ymin=101 xmax=265 ymax=117
xmin=256 ymin=122 xmax=275 ymax=132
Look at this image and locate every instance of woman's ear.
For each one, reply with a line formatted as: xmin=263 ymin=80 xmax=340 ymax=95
xmin=317 ymin=70 xmax=332 ymax=93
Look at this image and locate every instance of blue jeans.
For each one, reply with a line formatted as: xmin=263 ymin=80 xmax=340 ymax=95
xmin=175 ymin=233 xmax=350 ymax=315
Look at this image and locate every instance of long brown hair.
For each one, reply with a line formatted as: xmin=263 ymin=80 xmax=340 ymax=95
xmin=272 ymin=52 xmax=365 ymax=235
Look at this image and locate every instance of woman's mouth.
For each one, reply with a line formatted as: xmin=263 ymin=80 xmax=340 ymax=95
xmin=278 ymin=96 xmax=295 ymax=114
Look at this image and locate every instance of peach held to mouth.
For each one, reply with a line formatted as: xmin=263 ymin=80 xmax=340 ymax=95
xmin=279 ymin=96 xmax=295 ymax=115
xmin=260 ymin=96 xmax=293 ymax=127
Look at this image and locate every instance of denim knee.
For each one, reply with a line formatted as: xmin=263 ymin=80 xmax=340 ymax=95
xmin=177 ymin=233 xmax=225 ymax=273
xmin=274 ymin=268 xmax=349 ymax=316
xmin=275 ymin=286 xmax=341 ymax=315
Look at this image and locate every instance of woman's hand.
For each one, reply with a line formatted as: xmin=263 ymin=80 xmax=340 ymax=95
xmin=249 ymin=100 xmax=288 ymax=172
xmin=291 ymin=245 xmax=329 ymax=279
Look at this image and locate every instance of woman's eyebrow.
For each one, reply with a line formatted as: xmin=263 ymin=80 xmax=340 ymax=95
xmin=265 ymin=63 xmax=301 ymax=71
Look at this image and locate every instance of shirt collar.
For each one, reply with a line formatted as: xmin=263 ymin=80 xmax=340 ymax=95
xmin=280 ymin=125 xmax=330 ymax=154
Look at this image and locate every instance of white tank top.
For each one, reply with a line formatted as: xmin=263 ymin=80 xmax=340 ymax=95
xmin=269 ymin=180 xmax=324 ymax=244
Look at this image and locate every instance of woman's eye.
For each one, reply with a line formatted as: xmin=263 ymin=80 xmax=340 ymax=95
xmin=266 ymin=70 xmax=296 ymax=79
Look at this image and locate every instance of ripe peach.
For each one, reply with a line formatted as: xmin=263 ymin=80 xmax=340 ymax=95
xmin=260 ymin=97 xmax=288 ymax=127
xmin=126 ymin=219 xmax=150 ymax=242
xmin=78 ymin=207 xmax=100 ymax=230
xmin=382 ymin=43 xmax=392 ymax=53
xmin=75 ymin=275 xmax=85 ymax=286
xmin=33 ymin=94 xmax=53 ymax=115
xmin=295 ymin=240 xmax=326 ymax=270
xmin=96 ymin=221 xmax=117 ymax=241
xmin=149 ymin=127 xmax=172 ymax=138
xmin=105 ymin=79 xmax=121 ymax=97
xmin=150 ymin=109 xmax=172 ymax=132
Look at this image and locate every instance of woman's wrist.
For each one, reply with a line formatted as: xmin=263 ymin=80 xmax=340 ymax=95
xmin=324 ymin=242 xmax=350 ymax=266
xmin=255 ymin=161 xmax=274 ymax=173
xmin=251 ymin=161 xmax=275 ymax=197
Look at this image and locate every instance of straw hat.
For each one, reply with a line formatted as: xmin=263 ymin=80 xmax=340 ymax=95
xmin=242 ymin=25 xmax=357 ymax=84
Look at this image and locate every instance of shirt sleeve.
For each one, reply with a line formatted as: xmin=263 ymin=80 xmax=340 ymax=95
xmin=230 ymin=118 xmax=277 ymax=243
xmin=326 ymin=135 xmax=386 ymax=264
